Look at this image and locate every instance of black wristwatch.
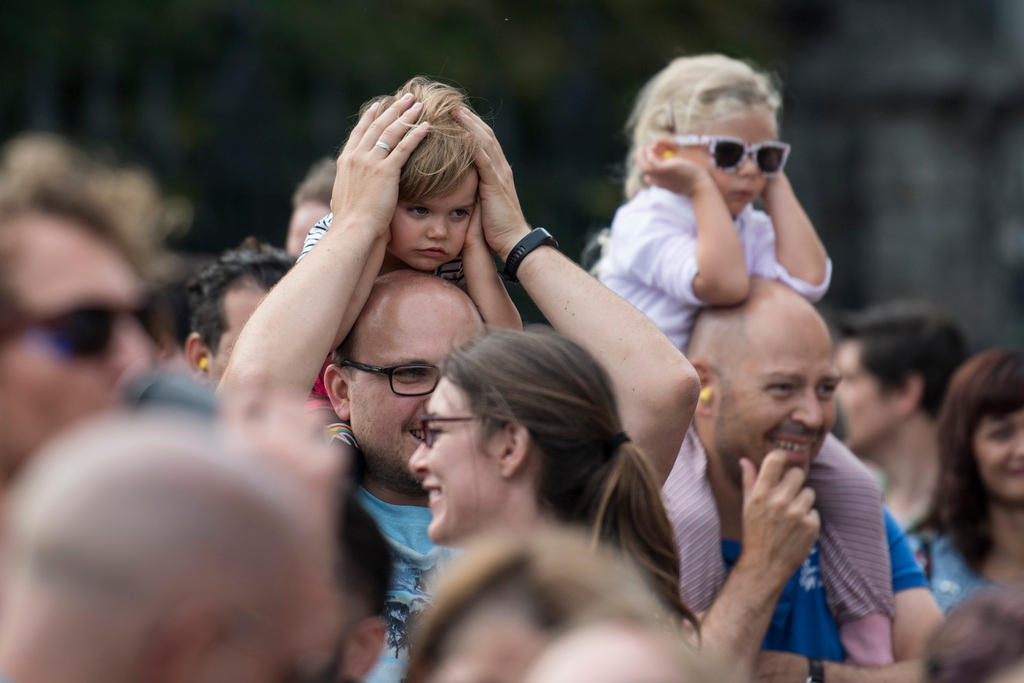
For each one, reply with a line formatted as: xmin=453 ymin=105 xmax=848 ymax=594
xmin=501 ymin=228 xmax=558 ymax=283
xmin=806 ymin=658 xmax=825 ymax=683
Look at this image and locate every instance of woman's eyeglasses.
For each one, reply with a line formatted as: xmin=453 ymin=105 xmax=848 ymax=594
xmin=339 ymin=360 xmax=441 ymax=396
xmin=0 ymin=305 xmax=148 ymax=360
xmin=419 ymin=416 xmax=475 ymax=447
xmin=673 ymin=135 xmax=790 ymax=176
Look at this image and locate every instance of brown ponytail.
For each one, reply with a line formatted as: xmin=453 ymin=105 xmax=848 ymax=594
xmin=583 ymin=441 xmax=696 ymax=628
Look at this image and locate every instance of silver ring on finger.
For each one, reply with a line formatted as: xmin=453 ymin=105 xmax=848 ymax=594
xmin=375 ymin=140 xmax=392 ymax=153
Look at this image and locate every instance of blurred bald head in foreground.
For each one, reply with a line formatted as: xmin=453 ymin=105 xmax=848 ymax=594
xmin=0 ymin=412 xmax=339 ymax=683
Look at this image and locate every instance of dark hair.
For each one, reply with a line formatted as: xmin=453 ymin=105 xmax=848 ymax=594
xmin=337 ymin=492 xmax=392 ymax=619
xmin=838 ymin=301 xmax=966 ymax=417
xmin=441 ymin=327 xmax=696 ymax=628
xmin=921 ymin=349 xmax=1024 ymax=569
xmin=186 ymin=237 xmax=292 ymax=349
xmin=925 ymin=586 xmax=1024 ymax=683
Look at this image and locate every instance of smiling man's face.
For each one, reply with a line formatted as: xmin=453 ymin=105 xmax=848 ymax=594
xmin=326 ymin=272 xmax=483 ymax=506
xmin=695 ymin=286 xmax=840 ymax=487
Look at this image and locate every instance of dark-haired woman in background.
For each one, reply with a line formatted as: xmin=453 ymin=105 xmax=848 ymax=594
xmin=914 ymin=348 xmax=1024 ymax=613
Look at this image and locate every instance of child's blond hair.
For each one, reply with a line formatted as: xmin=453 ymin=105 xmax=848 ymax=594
xmin=361 ymin=76 xmax=476 ymax=203
xmin=624 ymin=54 xmax=782 ymax=199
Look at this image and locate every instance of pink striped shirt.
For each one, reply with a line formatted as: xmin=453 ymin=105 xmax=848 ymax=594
xmin=663 ymin=429 xmax=895 ymax=664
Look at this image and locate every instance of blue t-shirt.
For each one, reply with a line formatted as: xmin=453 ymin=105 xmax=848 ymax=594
xmin=721 ymin=509 xmax=927 ymax=661
xmin=358 ymin=488 xmax=455 ymax=683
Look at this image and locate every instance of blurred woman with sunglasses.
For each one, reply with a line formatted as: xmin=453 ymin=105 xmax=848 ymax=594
xmin=0 ymin=136 xmax=155 ymax=482
xmin=913 ymin=348 xmax=1024 ymax=613
xmin=593 ymin=54 xmax=897 ymax=663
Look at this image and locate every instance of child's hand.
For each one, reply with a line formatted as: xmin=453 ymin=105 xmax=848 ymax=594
xmin=760 ymin=170 xmax=793 ymax=209
xmin=638 ymin=143 xmax=712 ymax=198
xmin=461 ymin=200 xmax=487 ymax=255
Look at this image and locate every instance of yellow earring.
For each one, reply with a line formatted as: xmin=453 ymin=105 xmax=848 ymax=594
xmin=198 ymin=356 xmax=208 ymax=371
xmin=699 ymin=386 xmax=712 ymax=403
xmin=662 ymin=149 xmax=677 ymax=159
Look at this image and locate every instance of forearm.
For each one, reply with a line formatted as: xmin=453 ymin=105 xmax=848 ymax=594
xmin=700 ymin=561 xmax=790 ymax=672
xmin=892 ymin=588 xmax=944 ymax=661
xmin=514 ymin=241 xmax=699 ymax=482
xmin=756 ymin=651 xmax=923 ymax=683
xmin=691 ymin=180 xmax=749 ymax=304
xmin=824 ymin=660 xmax=923 ymax=683
xmin=220 ymin=219 xmax=384 ymax=395
xmin=461 ymin=243 xmax=522 ymax=329
xmin=333 ymin=238 xmax=388 ymax=348
xmin=763 ymin=174 xmax=828 ymax=286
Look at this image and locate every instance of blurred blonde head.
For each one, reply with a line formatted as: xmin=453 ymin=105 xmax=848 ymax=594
xmin=624 ymin=54 xmax=781 ymax=199
xmin=0 ymin=133 xmax=191 ymax=273
xmin=407 ymin=527 xmax=690 ymax=683
xmin=524 ymin=619 xmax=742 ymax=683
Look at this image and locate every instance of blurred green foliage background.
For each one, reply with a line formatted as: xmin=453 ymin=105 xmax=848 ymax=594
xmin=0 ymin=0 xmax=786 ymax=261
xmin=4 ymin=1 xmax=1021 ymax=343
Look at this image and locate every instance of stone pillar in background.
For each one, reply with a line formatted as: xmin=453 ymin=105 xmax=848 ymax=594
xmin=783 ymin=0 xmax=1024 ymax=346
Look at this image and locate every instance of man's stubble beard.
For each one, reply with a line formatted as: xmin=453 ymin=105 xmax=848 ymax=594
xmin=361 ymin=440 xmax=426 ymax=498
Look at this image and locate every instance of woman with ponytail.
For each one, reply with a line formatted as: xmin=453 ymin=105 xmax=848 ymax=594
xmin=408 ymin=326 xmax=696 ymax=627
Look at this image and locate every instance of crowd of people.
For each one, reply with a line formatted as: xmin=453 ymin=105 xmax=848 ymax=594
xmin=0 ymin=52 xmax=1021 ymax=683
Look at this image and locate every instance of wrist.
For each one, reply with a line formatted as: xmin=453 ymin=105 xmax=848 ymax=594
xmin=806 ymin=657 xmax=825 ymax=683
xmin=731 ymin=552 xmax=791 ymax=603
xmin=760 ymin=172 xmax=791 ymax=208
xmin=460 ymin=236 xmax=485 ymax=256
xmin=689 ymin=172 xmax=718 ymax=197
xmin=328 ymin=216 xmax=387 ymax=248
xmin=501 ymin=228 xmax=558 ymax=283
xmin=495 ymin=224 xmax=533 ymax=262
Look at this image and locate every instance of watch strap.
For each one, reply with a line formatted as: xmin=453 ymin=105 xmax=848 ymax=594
xmin=501 ymin=228 xmax=558 ymax=283
xmin=806 ymin=658 xmax=825 ymax=683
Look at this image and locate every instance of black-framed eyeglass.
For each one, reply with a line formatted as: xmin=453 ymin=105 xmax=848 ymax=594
xmin=420 ymin=416 xmax=476 ymax=447
xmin=340 ymin=360 xmax=441 ymax=396
xmin=0 ymin=304 xmax=148 ymax=360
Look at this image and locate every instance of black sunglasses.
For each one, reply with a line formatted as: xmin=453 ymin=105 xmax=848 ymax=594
xmin=339 ymin=360 xmax=440 ymax=396
xmin=0 ymin=305 xmax=147 ymax=359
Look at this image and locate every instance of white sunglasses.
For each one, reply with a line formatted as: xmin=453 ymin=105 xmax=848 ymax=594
xmin=673 ymin=135 xmax=790 ymax=176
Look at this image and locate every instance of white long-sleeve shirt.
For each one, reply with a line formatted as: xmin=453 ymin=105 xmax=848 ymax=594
xmin=598 ymin=186 xmax=832 ymax=351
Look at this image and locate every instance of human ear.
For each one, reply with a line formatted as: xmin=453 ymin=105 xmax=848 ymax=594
xmin=692 ymin=360 xmax=717 ymax=418
xmin=184 ymin=332 xmax=212 ymax=380
xmin=495 ymin=422 xmax=532 ymax=479
xmin=892 ymin=373 xmax=925 ymax=418
xmin=324 ymin=363 xmax=352 ymax=422
xmin=651 ymin=138 xmax=679 ymax=160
